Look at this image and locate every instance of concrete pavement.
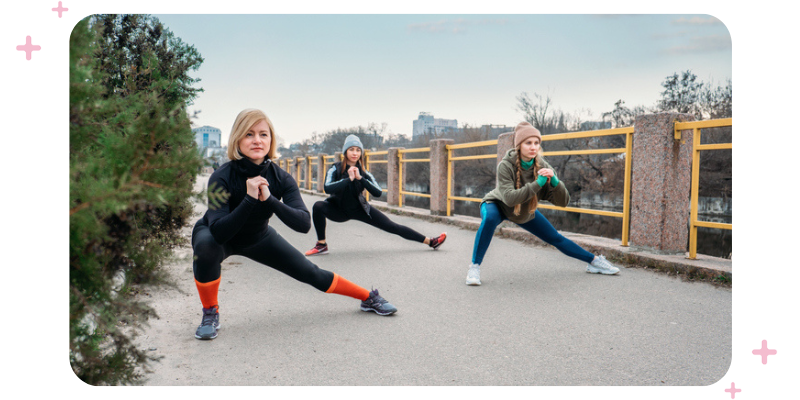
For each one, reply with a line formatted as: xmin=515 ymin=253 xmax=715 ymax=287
xmin=134 ymin=175 xmax=731 ymax=386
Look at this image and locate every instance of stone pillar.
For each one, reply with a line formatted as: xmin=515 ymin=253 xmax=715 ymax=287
xmin=317 ymin=154 xmax=327 ymax=193
xmin=629 ymin=112 xmax=695 ymax=254
xmin=430 ymin=139 xmax=454 ymax=216
xmin=497 ymin=132 xmax=514 ymax=166
xmin=334 ymin=152 xmax=343 ymax=167
xmin=386 ymin=147 xmax=403 ymax=206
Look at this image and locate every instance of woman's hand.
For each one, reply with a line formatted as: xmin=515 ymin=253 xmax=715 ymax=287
xmin=258 ymin=183 xmax=271 ymax=201
xmin=537 ymin=168 xmax=555 ymax=178
xmin=351 ymin=166 xmax=362 ymax=180
xmin=246 ymin=176 xmax=267 ymax=199
xmin=347 ymin=167 xmax=357 ymax=181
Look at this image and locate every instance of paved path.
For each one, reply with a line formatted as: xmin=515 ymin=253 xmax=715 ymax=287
xmin=135 ymin=175 xmax=731 ymax=385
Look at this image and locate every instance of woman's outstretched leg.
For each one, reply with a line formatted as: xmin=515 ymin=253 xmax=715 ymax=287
xmin=517 ymin=210 xmax=594 ymax=263
xmin=242 ymin=226 xmax=398 ymax=314
xmin=517 ymin=210 xmax=619 ymax=274
xmin=361 ymin=206 xmax=447 ymax=249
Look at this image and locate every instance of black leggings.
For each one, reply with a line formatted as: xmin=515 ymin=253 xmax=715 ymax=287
xmin=312 ymin=201 xmax=426 ymax=243
xmin=192 ymin=222 xmax=334 ymax=291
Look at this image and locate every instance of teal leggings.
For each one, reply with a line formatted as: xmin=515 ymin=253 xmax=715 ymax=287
xmin=471 ymin=202 xmax=595 ymax=265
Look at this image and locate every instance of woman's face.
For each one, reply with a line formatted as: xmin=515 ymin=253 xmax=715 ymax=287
xmin=519 ymin=137 xmax=541 ymax=161
xmin=346 ymin=146 xmax=362 ymax=164
xmin=238 ymin=120 xmax=271 ymax=164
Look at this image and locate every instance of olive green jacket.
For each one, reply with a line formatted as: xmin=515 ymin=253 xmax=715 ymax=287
xmin=483 ymin=149 xmax=570 ymax=224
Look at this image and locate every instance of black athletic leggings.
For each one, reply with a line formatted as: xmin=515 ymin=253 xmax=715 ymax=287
xmin=312 ymin=201 xmax=426 ymax=243
xmin=192 ymin=221 xmax=334 ymax=291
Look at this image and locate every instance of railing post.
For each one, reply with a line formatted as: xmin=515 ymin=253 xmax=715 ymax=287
xmin=295 ymin=157 xmax=302 ymax=187
xmin=387 ymin=147 xmax=403 ymax=206
xmin=305 ymin=156 xmax=313 ymax=190
xmin=430 ymin=139 xmax=454 ymax=216
xmin=317 ymin=154 xmax=327 ymax=193
xmin=497 ymin=132 xmax=514 ymax=165
xmin=629 ymin=112 xmax=696 ymax=254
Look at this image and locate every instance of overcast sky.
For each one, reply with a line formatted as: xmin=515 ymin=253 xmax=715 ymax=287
xmin=153 ymin=14 xmax=731 ymax=146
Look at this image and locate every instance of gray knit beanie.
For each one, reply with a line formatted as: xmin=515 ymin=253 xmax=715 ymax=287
xmin=342 ymin=134 xmax=364 ymax=154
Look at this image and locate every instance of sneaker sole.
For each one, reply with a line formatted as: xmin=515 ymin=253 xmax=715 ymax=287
xmin=305 ymin=250 xmax=328 ymax=256
xmin=360 ymin=306 xmax=397 ymax=316
xmin=194 ymin=324 xmax=221 ymax=340
xmin=586 ymin=266 xmax=619 ymax=275
xmin=194 ymin=332 xmax=218 ymax=340
xmin=466 ymin=280 xmax=481 ymax=286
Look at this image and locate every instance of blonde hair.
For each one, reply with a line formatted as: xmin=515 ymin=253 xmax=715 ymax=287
xmin=513 ymin=145 xmax=541 ymax=216
xmin=227 ymin=108 xmax=277 ymax=161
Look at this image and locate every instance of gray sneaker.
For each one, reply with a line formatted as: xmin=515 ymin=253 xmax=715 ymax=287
xmin=586 ymin=255 xmax=620 ymax=275
xmin=360 ymin=289 xmax=397 ymax=316
xmin=194 ymin=306 xmax=220 ymax=340
xmin=466 ymin=263 xmax=481 ymax=286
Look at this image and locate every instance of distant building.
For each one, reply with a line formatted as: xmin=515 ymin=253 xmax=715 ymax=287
xmin=412 ymin=112 xmax=459 ymax=137
xmin=192 ymin=125 xmax=222 ymax=150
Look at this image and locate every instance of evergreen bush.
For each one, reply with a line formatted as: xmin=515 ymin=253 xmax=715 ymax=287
xmin=69 ymin=15 xmax=203 ymax=385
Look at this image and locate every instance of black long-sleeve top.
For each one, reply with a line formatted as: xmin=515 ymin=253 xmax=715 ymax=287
xmin=198 ymin=159 xmax=310 ymax=246
xmin=323 ymin=163 xmax=383 ymax=215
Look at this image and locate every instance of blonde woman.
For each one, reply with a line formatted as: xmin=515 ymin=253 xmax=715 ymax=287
xmin=466 ymin=122 xmax=620 ymax=286
xmin=191 ymin=109 xmax=396 ymax=340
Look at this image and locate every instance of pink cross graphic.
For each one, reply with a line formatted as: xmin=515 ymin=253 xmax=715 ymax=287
xmin=52 ymin=2 xmax=68 ymax=18
xmin=752 ymin=339 xmax=777 ymax=364
xmin=16 ymin=36 xmax=41 ymax=60
xmin=725 ymin=382 xmax=741 ymax=399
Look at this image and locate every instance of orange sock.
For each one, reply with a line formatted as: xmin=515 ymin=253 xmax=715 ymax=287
xmin=325 ymin=273 xmax=370 ymax=301
xmin=195 ymin=278 xmax=220 ymax=309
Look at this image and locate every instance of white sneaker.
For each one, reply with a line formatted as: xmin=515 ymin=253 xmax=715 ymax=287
xmin=586 ymin=255 xmax=620 ymax=275
xmin=466 ymin=263 xmax=482 ymax=286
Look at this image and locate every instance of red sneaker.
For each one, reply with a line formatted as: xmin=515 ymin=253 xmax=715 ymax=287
xmin=305 ymin=242 xmax=328 ymax=256
xmin=428 ymin=233 xmax=447 ymax=250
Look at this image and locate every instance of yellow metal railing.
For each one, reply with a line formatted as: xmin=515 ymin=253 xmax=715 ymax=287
xmin=364 ymin=150 xmax=388 ymax=201
xmin=446 ymin=140 xmax=498 ymax=215
xmin=307 ymin=156 xmax=318 ymax=190
xmin=321 ymin=155 xmax=338 ymax=172
xmin=319 ymin=155 xmax=338 ymax=193
xmin=397 ymin=147 xmax=431 ymax=207
xmin=295 ymin=157 xmax=305 ymax=187
xmin=675 ymin=118 xmax=733 ymax=259
xmin=446 ymin=127 xmax=634 ymax=246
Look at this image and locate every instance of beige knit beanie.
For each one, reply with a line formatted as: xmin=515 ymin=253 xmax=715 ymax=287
xmin=514 ymin=121 xmax=542 ymax=147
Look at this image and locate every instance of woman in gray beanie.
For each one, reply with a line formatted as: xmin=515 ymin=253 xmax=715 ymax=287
xmin=465 ymin=122 xmax=621 ymax=286
xmin=305 ymin=134 xmax=446 ymax=256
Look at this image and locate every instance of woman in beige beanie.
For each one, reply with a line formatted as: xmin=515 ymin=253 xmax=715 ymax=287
xmin=465 ymin=121 xmax=620 ymax=285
